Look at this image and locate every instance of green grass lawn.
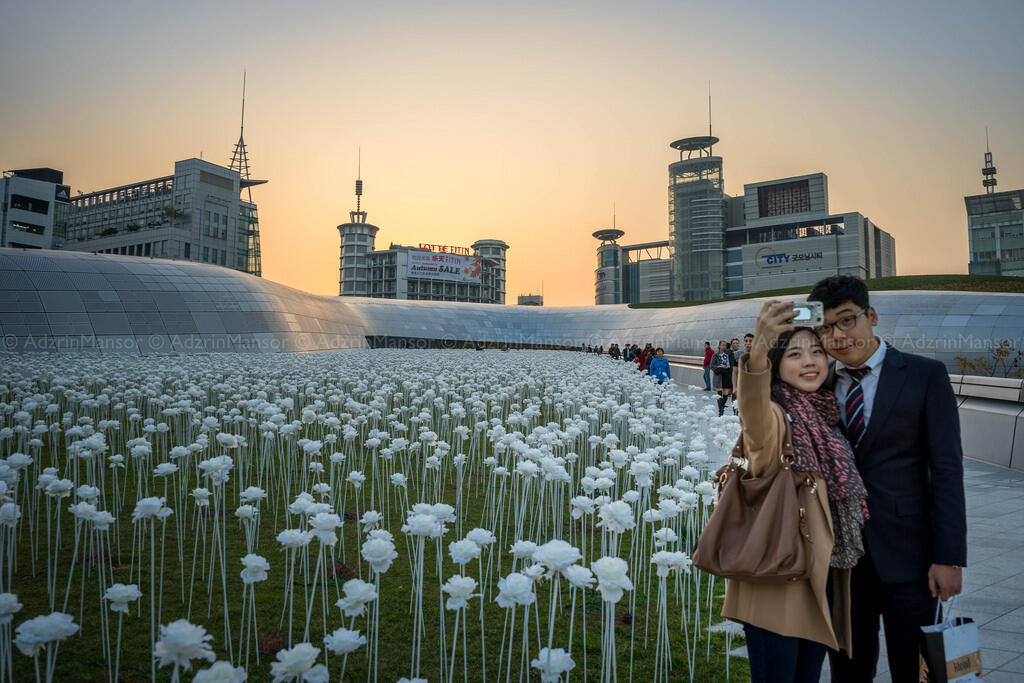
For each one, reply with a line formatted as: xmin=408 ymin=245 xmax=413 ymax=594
xmin=7 ymin=451 xmax=747 ymax=682
xmin=629 ymin=274 xmax=1024 ymax=309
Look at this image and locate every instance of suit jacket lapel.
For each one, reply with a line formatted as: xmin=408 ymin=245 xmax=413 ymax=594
xmin=855 ymin=344 xmax=907 ymax=462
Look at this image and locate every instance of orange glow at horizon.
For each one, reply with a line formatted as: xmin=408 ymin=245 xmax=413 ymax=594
xmin=2 ymin=1 xmax=1022 ymax=306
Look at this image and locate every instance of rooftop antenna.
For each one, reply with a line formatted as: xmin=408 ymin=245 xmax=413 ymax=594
xmin=613 ymin=202 xmax=616 ymax=229
xmin=351 ymin=148 xmax=367 ymax=223
xmin=230 ymin=71 xmax=252 ymax=186
xmin=708 ymin=81 xmax=713 ymax=154
xmin=229 ymin=70 xmax=264 ymax=277
xmin=982 ymin=127 xmax=997 ymax=194
xmin=355 ymin=147 xmax=363 ymax=213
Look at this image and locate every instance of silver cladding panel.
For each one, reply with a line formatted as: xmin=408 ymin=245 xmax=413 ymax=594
xmin=0 ymin=249 xmax=1022 ymax=371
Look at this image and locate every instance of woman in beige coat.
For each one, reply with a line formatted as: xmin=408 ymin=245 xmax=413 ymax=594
xmin=721 ymin=301 xmax=868 ymax=682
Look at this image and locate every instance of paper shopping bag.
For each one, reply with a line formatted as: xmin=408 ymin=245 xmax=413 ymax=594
xmin=919 ymin=599 xmax=981 ymax=682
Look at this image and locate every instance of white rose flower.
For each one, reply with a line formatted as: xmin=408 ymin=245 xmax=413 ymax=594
xmin=531 ymin=647 xmax=576 ymax=683
xmin=591 ymin=557 xmax=633 ymax=604
xmin=390 ymin=473 xmax=408 ymax=487
xmin=191 ymin=488 xmax=211 ymax=507
xmin=239 ymin=486 xmax=267 ymax=504
xmin=448 ymin=539 xmax=481 ymax=566
xmin=240 ymin=554 xmax=269 ymax=584
xmin=323 ymin=627 xmax=366 ymax=655
xmin=522 ymin=563 xmax=546 ymax=582
xmin=276 ymin=529 xmax=312 ymax=549
xmin=509 ymin=540 xmax=539 ymax=560
xmin=533 ymin=540 xmax=581 ymax=575
xmin=441 ymin=574 xmax=479 ymax=610
xmin=465 ymin=527 xmax=496 ymax=547
xmin=13 ymin=612 xmax=79 ymax=657
xmin=153 ymin=462 xmax=178 ymax=477
xmin=132 ymin=496 xmax=170 ymax=522
xmin=361 ymin=537 xmax=398 ymax=574
xmin=402 ymin=513 xmax=441 ymax=538
xmin=270 ymin=642 xmax=320 ymax=682
xmin=192 ymin=661 xmax=248 ymax=682
xmin=75 ymin=485 xmax=101 ymax=501
xmin=234 ymin=505 xmax=257 ymax=521
xmin=652 ymin=527 xmax=678 ymax=547
xmin=495 ymin=572 xmax=536 ymax=608
xmin=561 ymin=564 xmax=595 ymax=589
xmin=308 ymin=512 xmax=342 ymax=545
xmin=597 ymin=500 xmax=635 ymax=534
xmin=0 ymin=592 xmax=23 ymax=625
xmin=335 ymin=579 xmax=378 ymax=616
xmin=153 ymin=619 xmax=215 ymax=671
xmin=359 ymin=510 xmax=382 ymax=530
xmin=104 ymin=583 xmax=142 ymax=613
xmin=346 ymin=470 xmax=366 ymax=488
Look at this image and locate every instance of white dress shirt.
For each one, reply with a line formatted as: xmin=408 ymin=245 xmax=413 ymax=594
xmin=835 ymin=338 xmax=887 ymax=430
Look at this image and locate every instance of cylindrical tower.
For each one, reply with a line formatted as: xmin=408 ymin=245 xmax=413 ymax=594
xmin=337 ymin=178 xmax=379 ymax=296
xmin=668 ymin=136 xmax=725 ymax=302
xmin=593 ymin=228 xmax=624 ymax=305
xmin=471 ymin=239 xmax=509 ymax=304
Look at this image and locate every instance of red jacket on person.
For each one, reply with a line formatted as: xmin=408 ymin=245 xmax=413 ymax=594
xmin=703 ymin=347 xmax=714 ymax=367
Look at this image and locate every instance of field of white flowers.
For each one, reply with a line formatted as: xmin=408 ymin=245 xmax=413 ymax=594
xmin=0 ymin=349 xmax=745 ymax=682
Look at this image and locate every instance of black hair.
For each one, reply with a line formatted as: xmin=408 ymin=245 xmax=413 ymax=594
xmin=808 ymin=274 xmax=869 ymax=310
xmin=743 ymin=333 xmax=754 ymax=340
xmin=766 ymin=328 xmax=823 ymax=385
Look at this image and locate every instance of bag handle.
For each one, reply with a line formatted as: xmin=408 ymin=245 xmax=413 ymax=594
xmin=933 ymin=594 xmax=963 ymax=626
xmin=729 ymin=410 xmax=797 ymax=469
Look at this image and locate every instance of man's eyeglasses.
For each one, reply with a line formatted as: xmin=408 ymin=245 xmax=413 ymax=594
xmin=814 ymin=307 xmax=868 ymax=337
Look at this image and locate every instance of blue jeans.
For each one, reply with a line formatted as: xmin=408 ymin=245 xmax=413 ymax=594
xmin=743 ymin=623 xmax=826 ymax=683
xmin=703 ymin=366 xmax=711 ymax=390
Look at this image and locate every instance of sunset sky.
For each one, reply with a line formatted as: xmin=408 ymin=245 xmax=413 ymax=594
xmin=2 ymin=0 xmax=1022 ymax=306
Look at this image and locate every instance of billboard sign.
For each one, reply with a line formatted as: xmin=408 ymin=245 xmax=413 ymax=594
xmin=749 ymin=244 xmax=826 ymax=271
xmin=408 ymin=251 xmax=482 ymax=283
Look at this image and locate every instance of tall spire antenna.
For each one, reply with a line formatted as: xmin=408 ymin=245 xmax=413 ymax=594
xmin=708 ymin=81 xmax=712 ymax=138
xmin=613 ymin=202 xmax=616 ymax=229
xmin=355 ymin=147 xmax=364 ymax=214
xmin=230 ymin=71 xmax=251 ymax=184
xmin=982 ymin=126 xmax=998 ymax=194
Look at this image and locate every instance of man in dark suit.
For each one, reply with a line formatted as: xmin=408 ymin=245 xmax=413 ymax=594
xmin=808 ymin=275 xmax=967 ymax=683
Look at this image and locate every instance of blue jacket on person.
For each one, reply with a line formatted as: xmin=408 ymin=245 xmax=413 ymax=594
xmin=648 ymin=357 xmax=671 ymax=382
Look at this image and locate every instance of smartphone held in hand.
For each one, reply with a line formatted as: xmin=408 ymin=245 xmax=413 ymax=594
xmin=790 ymin=301 xmax=823 ymax=328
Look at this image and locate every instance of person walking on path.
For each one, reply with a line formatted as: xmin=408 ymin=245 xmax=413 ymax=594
xmin=711 ymin=340 xmax=733 ymax=415
xmin=648 ymin=347 xmax=671 ymax=384
xmin=722 ymin=300 xmax=865 ymax=682
xmin=808 ymin=275 xmax=967 ymax=683
xmin=703 ymin=341 xmax=714 ymax=390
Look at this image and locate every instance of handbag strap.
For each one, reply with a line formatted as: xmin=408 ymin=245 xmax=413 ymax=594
xmin=729 ymin=410 xmax=796 ymax=467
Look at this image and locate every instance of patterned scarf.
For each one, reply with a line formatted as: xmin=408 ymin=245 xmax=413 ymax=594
xmin=771 ymin=382 xmax=869 ymax=568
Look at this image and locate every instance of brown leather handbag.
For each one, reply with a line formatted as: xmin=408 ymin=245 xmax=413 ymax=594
xmin=692 ymin=419 xmax=815 ymax=583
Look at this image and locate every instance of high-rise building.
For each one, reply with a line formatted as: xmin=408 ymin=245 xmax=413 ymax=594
xmin=517 ymin=294 xmax=543 ymax=306
xmin=725 ymin=173 xmax=895 ymax=294
xmin=668 ymin=136 xmax=726 ymax=301
xmin=0 ymin=168 xmax=71 ymax=250
xmin=965 ymin=139 xmax=1024 ymax=276
xmin=337 ymin=175 xmax=508 ymax=303
xmin=63 ymin=159 xmax=265 ymax=274
xmin=598 ymin=143 xmax=897 ymax=303
xmin=593 ymin=229 xmax=672 ymax=305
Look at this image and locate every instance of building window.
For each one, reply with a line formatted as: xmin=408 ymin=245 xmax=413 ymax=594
xmin=10 ymin=194 xmax=50 ymax=215
xmin=144 ymin=242 xmax=152 ymax=256
xmin=10 ymin=220 xmax=46 ymax=235
xmin=757 ymin=180 xmax=811 ymax=218
xmin=220 ymin=249 xmax=226 ymax=266
xmin=202 ymin=246 xmax=209 ymax=262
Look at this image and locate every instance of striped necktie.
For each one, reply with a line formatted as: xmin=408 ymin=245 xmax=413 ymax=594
xmin=844 ymin=366 xmax=871 ymax=449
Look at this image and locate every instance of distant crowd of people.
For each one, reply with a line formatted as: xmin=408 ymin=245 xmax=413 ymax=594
xmin=581 ymin=343 xmax=671 ymax=384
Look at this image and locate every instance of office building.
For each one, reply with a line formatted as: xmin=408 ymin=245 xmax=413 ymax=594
xmin=594 ymin=229 xmax=673 ymax=304
xmin=1 ymin=168 xmax=71 ymax=250
xmin=668 ymin=136 xmax=726 ymax=301
xmin=338 ymin=178 xmax=508 ymax=303
xmin=725 ymin=173 xmax=896 ymax=295
xmin=966 ymin=142 xmax=1024 ymax=276
xmin=63 ymin=158 xmax=265 ymax=275
xmin=517 ymin=294 xmax=543 ymax=306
